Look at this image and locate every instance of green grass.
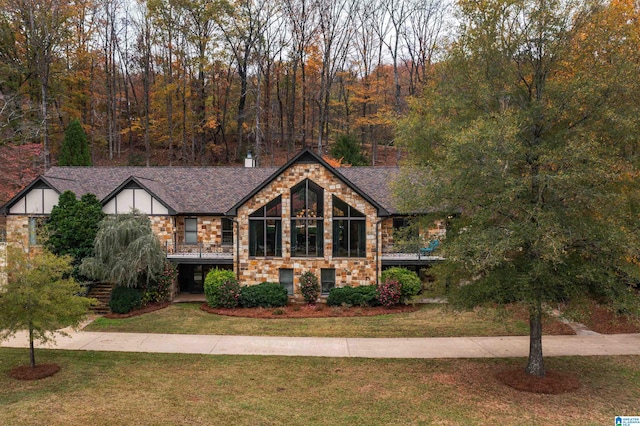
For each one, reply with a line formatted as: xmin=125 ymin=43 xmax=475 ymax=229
xmin=1 ymin=348 xmax=638 ymax=425
xmin=84 ymin=303 xmax=535 ymax=337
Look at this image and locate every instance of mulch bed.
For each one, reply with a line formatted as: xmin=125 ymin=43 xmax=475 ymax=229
xmin=495 ymin=368 xmax=581 ymax=394
xmin=103 ymin=302 xmax=171 ymax=319
xmin=9 ymin=363 xmax=61 ymax=381
xmin=580 ymin=303 xmax=640 ymax=334
xmin=200 ymin=303 xmax=420 ymax=318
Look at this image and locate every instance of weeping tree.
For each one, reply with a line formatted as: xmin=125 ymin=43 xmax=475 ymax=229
xmin=80 ymin=211 xmax=166 ymax=288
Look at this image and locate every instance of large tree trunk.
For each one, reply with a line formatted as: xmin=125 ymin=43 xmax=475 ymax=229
xmin=525 ymin=301 xmax=545 ymax=377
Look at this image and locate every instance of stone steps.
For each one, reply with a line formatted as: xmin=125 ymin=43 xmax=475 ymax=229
xmin=88 ymin=282 xmax=115 ymax=315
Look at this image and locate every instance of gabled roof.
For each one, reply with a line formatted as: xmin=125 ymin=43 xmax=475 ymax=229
xmin=0 ymin=176 xmax=59 ymax=214
xmin=2 ymin=150 xmax=406 ymax=216
xmin=101 ymin=176 xmax=178 ymax=215
xmin=226 ymin=148 xmax=391 ymax=216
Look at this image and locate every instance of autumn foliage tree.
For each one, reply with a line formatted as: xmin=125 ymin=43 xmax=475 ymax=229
xmin=396 ymin=0 xmax=640 ymax=377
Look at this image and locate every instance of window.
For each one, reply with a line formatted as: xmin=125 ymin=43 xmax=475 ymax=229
xmin=185 ymin=218 xmax=198 ymax=244
xmin=321 ymin=268 xmax=335 ymax=295
xmin=249 ymin=196 xmax=282 ymax=257
xmin=332 ymin=196 xmax=366 ymax=257
xmin=291 ymin=179 xmax=324 ymax=257
xmin=222 ymin=218 xmax=233 ymax=246
xmin=28 ymin=217 xmax=46 ymax=246
xmin=279 ymin=268 xmax=294 ymax=295
xmin=393 ymin=217 xmax=410 ymax=231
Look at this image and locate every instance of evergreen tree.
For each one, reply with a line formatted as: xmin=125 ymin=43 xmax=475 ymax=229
xmin=330 ymin=134 xmax=368 ymax=166
xmin=46 ymin=191 xmax=105 ymax=268
xmin=396 ymin=0 xmax=640 ymax=377
xmin=58 ymin=119 xmax=91 ymax=166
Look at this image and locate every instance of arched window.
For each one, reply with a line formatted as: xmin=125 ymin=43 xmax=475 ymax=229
xmin=291 ymin=179 xmax=324 ymax=257
xmin=249 ymin=196 xmax=282 ymax=257
xmin=332 ymin=196 xmax=366 ymax=257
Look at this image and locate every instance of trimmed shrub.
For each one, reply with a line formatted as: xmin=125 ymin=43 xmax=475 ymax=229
xmin=240 ymin=282 xmax=288 ymax=308
xmin=204 ymin=268 xmax=240 ymax=308
xmin=376 ymin=279 xmax=402 ymax=307
xmin=326 ymin=285 xmax=378 ymax=307
xmin=299 ymin=271 xmax=320 ymax=304
xmin=381 ymin=267 xmax=422 ymax=302
xmin=109 ymin=286 xmax=142 ymax=314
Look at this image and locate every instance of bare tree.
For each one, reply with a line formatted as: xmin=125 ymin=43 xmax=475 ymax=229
xmin=282 ymin=0 xmax=317 ymax=149
xmin=313 ymin=0 xmax=354 ymax=154
xmin=4 ymin=0 xmax=72 ymax=169
xmin=401 ymin=0 xmax=448 ymax=95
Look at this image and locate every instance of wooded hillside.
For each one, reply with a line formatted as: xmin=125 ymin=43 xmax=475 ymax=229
xmin=0 ymin=0 xmax=446 ymax=174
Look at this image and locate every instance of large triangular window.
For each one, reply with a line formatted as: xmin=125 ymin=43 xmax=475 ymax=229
xmin=291 ymin=179 xmax=324 ymax=257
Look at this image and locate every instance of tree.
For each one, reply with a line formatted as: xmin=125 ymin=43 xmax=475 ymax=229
xmin=46 ymin=191 xmax=104 ymax=268
xmin=0 ymin=248 xmax=95 ymax=368
xmin=58 ymin=119 xmax=91 ymax=166
xmin=79 ymin=211 xmax=166 ymax=288
xmin=396 ymin=0 xmax=640 ymax=377
xmin=330 ymin=133 xmax=367 ymax=166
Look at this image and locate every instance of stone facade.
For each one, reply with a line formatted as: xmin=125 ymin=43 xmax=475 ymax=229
xmin=236 ymin=163 xmax=381 ymax=298
xmin=6 ymin=216 xmax=30 ymax=249
xmin=150 ymin=215 xmax=175 ymax=252
xmin=173 ymin=215 xmax=233 ymax=254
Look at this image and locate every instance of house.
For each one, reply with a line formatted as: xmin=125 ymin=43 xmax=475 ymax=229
xmin=0 ymin=149 xmax=444 ymax=299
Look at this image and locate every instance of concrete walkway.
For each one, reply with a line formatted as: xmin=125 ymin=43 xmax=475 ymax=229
xmin=2 ymin=328 xmax=640 ymax=358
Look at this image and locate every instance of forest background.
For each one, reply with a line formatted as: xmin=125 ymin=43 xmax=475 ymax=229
xmin=0 ymin=0 xmax=451 ymax=207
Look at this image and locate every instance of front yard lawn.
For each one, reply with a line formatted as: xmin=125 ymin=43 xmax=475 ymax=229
xmin=1 ymin=348 xmax=638 ymax=425
xmin=84 ymin=303 xmax=573 ymax=337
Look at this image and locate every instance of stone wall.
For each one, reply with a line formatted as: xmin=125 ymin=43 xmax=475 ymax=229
xmin=150 ymin=215 xmax=175 ymax=252
xmin=6 ymin=216 xmax=30 ymax=250
xmin=236 ymin=163 xmax=382 ymax=298
xmin=173 ymin=216 xmax=232 ymax=254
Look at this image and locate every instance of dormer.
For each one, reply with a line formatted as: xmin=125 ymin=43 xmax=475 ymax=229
xmin=6 ymin=178 xmax=59 ymax=215
xmin=102 ymin=178 xmax=174 ymax=215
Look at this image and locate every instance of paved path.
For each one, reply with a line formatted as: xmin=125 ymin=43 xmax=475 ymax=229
xmin=2 ymin=329 xmax=640 ymax=358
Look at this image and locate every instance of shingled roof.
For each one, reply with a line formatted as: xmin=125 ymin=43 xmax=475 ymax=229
xmin=4 ymin=151 xmax=404 ymax=215
xmin=40 ymin=167 xmax=277 ymax=214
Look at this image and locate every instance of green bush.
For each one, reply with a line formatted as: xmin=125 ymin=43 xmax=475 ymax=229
xmin=204 ymin=268 xmax=239 ymax=308
xmin=381 ymin=267 xmax=422 ymax=302
xmin=326 ymin=285 xmax=378 ymax=307
xmin=109 ymin=286 xmax=142 ymax=314
xmin=299 ymin=271 xmax=320 ymax=304
xmin=240 ymin=282 xmax=288 ymax=308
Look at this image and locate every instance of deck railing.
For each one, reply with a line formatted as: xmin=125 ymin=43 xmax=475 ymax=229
xmin=164 ymin=241 xmax=233 ymax=259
